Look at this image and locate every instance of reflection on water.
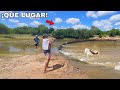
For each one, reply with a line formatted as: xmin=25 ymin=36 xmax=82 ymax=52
xmin=60 ymin=41 xmax=120 ymax=71
xmin=0 ymin=42 xmax=35 ymax=54
xmin=0 ymin=40 xmax=65 ymax=55
xmin=9 ymin=46 xmax=22 ymax=52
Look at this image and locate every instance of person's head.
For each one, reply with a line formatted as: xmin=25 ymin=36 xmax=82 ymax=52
xmin=35 ymin=35 xmax=38 ymax=38
xmin=43 ymin=34 xmax=48 ymax=39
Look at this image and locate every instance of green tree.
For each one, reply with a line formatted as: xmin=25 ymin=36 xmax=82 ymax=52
xmin=38 ymin=25 xmax=49 ymax=34
xmin=79 ymin=29 xmax=93 ymax=39
xmin=52 ymin=29 xmax=64 ymax=39
xmin=90 ymin=26 xmax=101 ymax=35
xmin=49 ymin=28 xmax=55 ymax=33
xmin=107 ymin=29 xmax=120 ymax=37
xmin=0 ymin=23 xmax=10 ymax=34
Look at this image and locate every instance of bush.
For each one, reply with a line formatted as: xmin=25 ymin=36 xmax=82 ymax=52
xmin=99 ymin=34 xmax=102 ymax=38
xmin=4 ymin=35 xmax=15 ymax=39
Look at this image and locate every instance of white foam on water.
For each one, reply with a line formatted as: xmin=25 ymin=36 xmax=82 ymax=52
xmin=88 ymin=61 xmax=120 ymax=71
xmin=9 ymin=46 xmax=22 ymax=52
xmin=60 ymin=51 xmax=69 ymax=55
xmin=60 ymin=50 xmax=79 ymax=56
xmin=60 ymin=50 xmax=120 ymax=71
xmin=88 ymin=61 xmax=116 ymax=68
xmin=114 ymin=65 xmax=120 ymax=71
xmin=89 ymin=62 xmax=105 ymax=66
xmin=114 ymin=62 xmax=120 ymax=71
xmin=79 ymin=58 xmax=87 ymax=62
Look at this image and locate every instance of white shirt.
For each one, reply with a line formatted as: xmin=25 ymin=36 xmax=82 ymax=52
xmin=42 ymin=38 xmax=50 ymax=50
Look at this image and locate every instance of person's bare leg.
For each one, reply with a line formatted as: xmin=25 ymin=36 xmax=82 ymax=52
xmin=44 ymin=59 xmax=50 ymax=73
xmin=44 ymin=53 xmax=51 ymax=73
xmin=36 ymin=45 xmax=38 ymax=49
xmin=47 ymin=53 xmax=51 ymax=68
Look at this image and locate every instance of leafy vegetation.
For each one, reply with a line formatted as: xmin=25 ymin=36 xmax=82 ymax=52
xmin=0 ymin=23 xmax=120 ymax=39
xmin=0 ymin=23 xmax=10 ymax=34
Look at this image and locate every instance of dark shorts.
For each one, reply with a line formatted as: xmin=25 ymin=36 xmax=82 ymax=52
xmin=44 ymin=50 xmax=51 ymax=55
xmin=35 ymin=43 xmax=38 ymax=46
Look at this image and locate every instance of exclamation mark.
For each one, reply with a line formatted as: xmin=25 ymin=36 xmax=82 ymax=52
xmin=46 ymin=13 xmax=48 ymax=17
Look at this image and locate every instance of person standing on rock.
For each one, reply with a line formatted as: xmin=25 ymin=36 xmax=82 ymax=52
xmin=42 ymin=34 xmax=55 ymax=73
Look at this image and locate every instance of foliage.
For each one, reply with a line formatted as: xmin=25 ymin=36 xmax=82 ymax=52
xmin=1 ymin=23 xmax=120 ymax=39
xmin=0 ymin=23 xmax=10 ymax=34
xmin=107 ymin=29 xmax=120 ymax=37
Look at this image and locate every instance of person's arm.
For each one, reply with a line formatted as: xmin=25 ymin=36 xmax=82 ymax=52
xmin=47 ymin=38 xmax=55 ymax=46
xmin=49 ymin=40 xmax=54 ymax=44
xmin=34 ymin=38 xmax=36 ymax=44
xmin=38 ymin=38 xmax=40 ymax=41
xmin=37 ymin=38 xmax=40 ymax=43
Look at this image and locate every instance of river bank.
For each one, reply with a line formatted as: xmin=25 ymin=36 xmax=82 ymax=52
xmin=58 ymin=36 xmax=120 ymax=50
xmin=0 ymin=53 xmax=88 ymax=79
xmin=92 ymin=36 xmax=120 ymax=41
xmin=58 ymin=36 xmax=120 ymax=79
xmin=1 ymin=35 xmax=120 ymax=79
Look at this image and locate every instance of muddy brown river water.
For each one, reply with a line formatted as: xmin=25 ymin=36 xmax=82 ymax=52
xmin=60 ymin=41 xmax=120 ymax=79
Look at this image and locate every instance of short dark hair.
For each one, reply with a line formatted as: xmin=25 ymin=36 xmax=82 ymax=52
xmin=43 ymin=34 xmax=48 ymax=38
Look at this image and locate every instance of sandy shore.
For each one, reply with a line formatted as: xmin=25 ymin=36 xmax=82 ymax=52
xmin=92 ymin=36 xmax=120 ymax=41
xmin=0 ymin=53 xmax=88 ymax=79
xmin=1 ymin=36 xmax=120 ymax=79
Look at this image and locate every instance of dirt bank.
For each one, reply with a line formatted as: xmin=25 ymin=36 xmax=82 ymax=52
xmin=93 ymin=36 xmax=120 ymax=41
xmin=0 ymin=53 xmax=88 ymax=79
xmin=58 ymin=37 xmax=120 ymax=50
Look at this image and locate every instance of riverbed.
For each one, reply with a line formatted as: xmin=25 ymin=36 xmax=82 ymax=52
xmin=1 ymin=39 xmax=120 ymax=78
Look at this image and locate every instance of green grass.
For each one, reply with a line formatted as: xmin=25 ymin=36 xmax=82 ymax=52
xmin=0 ymin=34 xmax=43 ymax=41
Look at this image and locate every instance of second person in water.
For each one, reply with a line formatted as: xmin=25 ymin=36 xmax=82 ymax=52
xmin=34 ymin=35 xmax=40 ymax=49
